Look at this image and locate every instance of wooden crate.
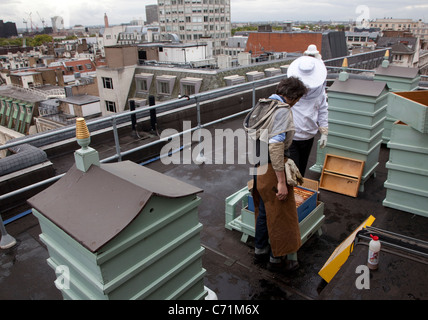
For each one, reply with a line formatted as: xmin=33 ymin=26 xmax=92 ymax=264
xmin=320 ymin=154 xmax=365 ymax=197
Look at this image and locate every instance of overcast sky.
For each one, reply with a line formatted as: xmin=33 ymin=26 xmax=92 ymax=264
xmin=1 ymin=0 xmax=427 ymax=30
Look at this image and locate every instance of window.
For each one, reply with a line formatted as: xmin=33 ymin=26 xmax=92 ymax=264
xmin=135 ymin=73 xmax=153 ymax=93
xmin=105 ymin=100 xmax=116 ymax=113
xmin=182 ymin=84 xmax=195 ymax=96
xmin=160 ymin=82 xmax=169 ymax=94
xmin=156 ymin=75 xmax=176 ymax=95
xmin=139 ymin=80 xmax=148 ymax=91
xmin=180 ymin=77 xmax=202 ymax=96
xmin=102 ymin=77 xmax=113 ymax=89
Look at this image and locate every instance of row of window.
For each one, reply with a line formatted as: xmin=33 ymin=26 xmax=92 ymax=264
xmin=160 ymin=8 xmax=227 ymax=15
xmin=135 ymin=74 xmax=202 ymax=96
xmin=66 ymin=64 xmax=93 ymax=72
xmin=347 ymin=36 xmax=368 ymax=42
xmin=162 ymin=15 xmax=227 ymax=23
xmin=102 ymin=75 xmax=202 ymax=114
xmin=159 ymin=0 xmax=228 ymax=5
xmin=119 ymin=33 xmax=143 ymax=40
xmin=103 ymin=75 xmax=202 ymax=95
xmin=371 ymin=23 xmax=417 ymax=28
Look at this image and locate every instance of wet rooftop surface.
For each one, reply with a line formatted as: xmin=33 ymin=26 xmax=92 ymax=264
xmin=1 ymin=115 xmax=428 ymax=301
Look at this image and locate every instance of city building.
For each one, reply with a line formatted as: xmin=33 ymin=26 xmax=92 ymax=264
xmin=117 ymin=26 xmax=161 ymax=46
xmin=377 ymin=36 xmax=421 ymax=69
xmin=157 ymin=0 xmax=231 ymax=57
xmin=370 ymin=18 xmax=428 ymax=41
xmin=146 ymin=4 xmax=159 ymax=24
xmin=224 ymin=35 xmax=248 ymax=59
xmin=51 ymin=16 xmax=64 ymax=33
xmin=244 ymin=31 xmax=348 ymax=60
xmin=35 ymin=94 xmax=101 ymax=132
xmin=345 ymin=31 xmax=379 ymax=51
xmin=0 ymin=20 xmax=18 ymax=38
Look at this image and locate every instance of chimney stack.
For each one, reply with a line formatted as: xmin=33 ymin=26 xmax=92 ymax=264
xmin=104 ymin=13 xmax=109 ymax=28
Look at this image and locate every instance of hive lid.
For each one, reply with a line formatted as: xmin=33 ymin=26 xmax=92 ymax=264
xmin=328 ymin=78 xmax=388 ymax=97
xmin=27 ymin=161 xmax=203 ymax=253
xmin=101 ymin=161 xmax=203 ymax=198
xmin=374 ymin=65 xmax=420 ymax=79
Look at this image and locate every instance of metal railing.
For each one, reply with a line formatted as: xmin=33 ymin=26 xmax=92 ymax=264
xmin=0 ymin=73 xmax=285 ymax=200
xmin=0 ymin=73 xmax=288 ymax=247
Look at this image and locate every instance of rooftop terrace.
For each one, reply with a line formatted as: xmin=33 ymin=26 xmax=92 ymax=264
xmin=1 ymin=63 xmax=428 ymax=303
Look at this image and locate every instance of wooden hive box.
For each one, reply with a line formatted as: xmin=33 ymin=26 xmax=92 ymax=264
xmin=387 ymin=91 xmax=428 ymax=134
xmin=374 ymin=64 xmax=420 ymax=143
xmin=383 ymin=121 xmax=428 ymax=218
xmin=320 ymin=154 xmax=365 ymax=197
xmin=225 ymin=178 xmax=325 ymax=246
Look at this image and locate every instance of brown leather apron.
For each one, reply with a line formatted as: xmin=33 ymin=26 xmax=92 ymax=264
xmin=252 ymin=161 xmax=302 ymax=257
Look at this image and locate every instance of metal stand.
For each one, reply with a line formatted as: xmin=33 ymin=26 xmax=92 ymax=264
xmin=0 ymin=216 xmax=16 ymax=249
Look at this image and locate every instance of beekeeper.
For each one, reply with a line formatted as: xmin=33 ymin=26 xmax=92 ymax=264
xmin=287 ymin=45 xmax=328 ymax=176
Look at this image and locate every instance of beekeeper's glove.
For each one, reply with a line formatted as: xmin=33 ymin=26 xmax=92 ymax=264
xmin=319 ymin=127 xmax=328 ymax=149
xmin=320 ymin=134 xmax=328 ymax=148
xmin=285 ymin=158 xmax=304 ymax=187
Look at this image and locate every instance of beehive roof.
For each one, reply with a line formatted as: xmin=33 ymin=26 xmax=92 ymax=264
xmin=328 ymin=78 xmax=388 ymax=97
xmin=374 ymin=65 xmax=420 ymax=79
xmin=27 ymin=161 xmax=202 ymax=252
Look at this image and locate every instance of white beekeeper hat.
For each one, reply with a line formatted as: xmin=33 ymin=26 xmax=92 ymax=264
xmin=304 ymin=44 xmax=321 ymax=57
xmin=287 ymin=56 xmax=327 ymax=89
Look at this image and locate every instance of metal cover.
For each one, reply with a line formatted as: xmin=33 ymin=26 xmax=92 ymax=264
xmin=27 ymin=161 xmax=203 ymax=252
xmin=328 ymin=78 xmax=388 ymax=97
xmin=374 ymin=65 xmax=420 ymax=79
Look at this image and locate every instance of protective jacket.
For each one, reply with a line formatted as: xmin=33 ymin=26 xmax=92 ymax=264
xmin=292 ymin=83 xmax=328 ymax=141
xmin=245 ymin=96 xmax=302 ymax=257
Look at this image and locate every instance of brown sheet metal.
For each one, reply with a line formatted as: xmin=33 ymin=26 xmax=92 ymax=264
xmin=101 ymin=161 xmax=203 ymax=198
xmin=27 ymin=162 xmax=202 ymax=253
xmin=328 ymin=78 xmax=388 ymax=97
xmin=375 ymin=65 xmax=419 ymax=79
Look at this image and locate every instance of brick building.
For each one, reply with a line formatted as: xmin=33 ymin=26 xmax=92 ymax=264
xmin=0 ymin=20 xmax=18 ymax=38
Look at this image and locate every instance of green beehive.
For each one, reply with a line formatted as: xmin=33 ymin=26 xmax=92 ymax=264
xmin=383 ymin=121 xmax=428 ymax=218
xmin=387 ymin=91 xmax=428 ymax=134
xmin=373 ymin=51 xmax=421 ymax=142
xmin=28 ymin=118 xmax=207 ymax=300
xmin=310 ymin=60 xmax=389 ymax=191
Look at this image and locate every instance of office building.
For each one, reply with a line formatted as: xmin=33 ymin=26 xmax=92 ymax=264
xmin=157 ymin=0 xmax=231 ymax=56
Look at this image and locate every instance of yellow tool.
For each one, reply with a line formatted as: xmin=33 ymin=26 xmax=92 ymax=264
xmin=318 ymin=215 xmax=375 ymax=283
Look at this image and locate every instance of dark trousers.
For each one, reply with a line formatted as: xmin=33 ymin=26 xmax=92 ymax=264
xmin=288 ymin=138 xmax=314 ymax=177
xmin=255 ymin=196 xmax=269 ymax=251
